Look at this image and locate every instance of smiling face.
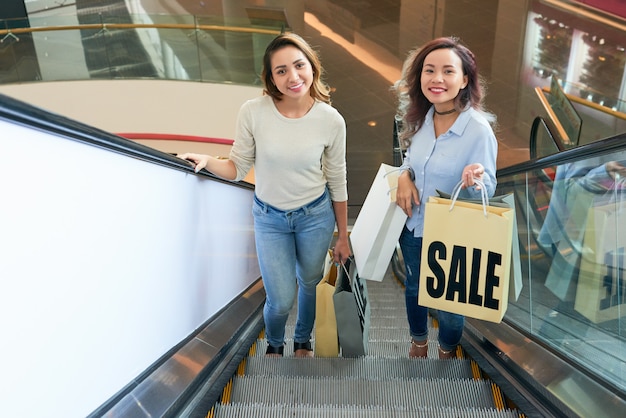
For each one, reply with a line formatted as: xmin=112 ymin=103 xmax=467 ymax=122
xmin=420 ymin=48 xmax=468 ymax=109
xmin=270 ymin=45 xmax=314 ymax=101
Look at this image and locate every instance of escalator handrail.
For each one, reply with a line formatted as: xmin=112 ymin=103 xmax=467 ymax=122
xmin=392 ymin=118 xmax=403 ymax=167
xmin=0 ymin=92 xmax=253 ymax=189
xmin=498 ymin=130 xmax=626 ymax=178
xmin=540 ymin=86 xmax=626 ymax=121
xmin=529 ymin=115 xmax=565 ymax=160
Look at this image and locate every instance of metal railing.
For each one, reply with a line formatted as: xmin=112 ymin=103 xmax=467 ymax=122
xmin=0 ymin=14 xmax=285 ymax=86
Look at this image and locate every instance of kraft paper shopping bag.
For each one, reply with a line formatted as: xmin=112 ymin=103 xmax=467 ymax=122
xmin=333 ymin=257 xmax=370 ymax=357
xmin=574 ymin=201 xmax=626 ymax=323
xmin=544 ymin=180 xmax=595 ymax=302
xmin=437 ymin=190 xmax=522 ymax=301
xmin=315 ymin=253 xmax=340 ymax=357
xmin=350 ymin=163 xmax=407 ymax=282
xmin=419 ymin=183 xmax=515 ymax=323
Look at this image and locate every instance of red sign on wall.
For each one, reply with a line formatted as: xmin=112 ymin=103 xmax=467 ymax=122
xmin=576 ymin=0 xmax=626 ymax=19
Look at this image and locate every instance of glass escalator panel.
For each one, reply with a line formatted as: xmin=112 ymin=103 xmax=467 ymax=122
xmin=501 ymin=134 xmax=626 ymax=393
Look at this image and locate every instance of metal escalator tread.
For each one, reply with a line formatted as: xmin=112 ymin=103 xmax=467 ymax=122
xmin=212 ymin=404 xmax=521 ymax=417
xmin=244 ymin=357 xmax=475 ymax=380
xmin=227 ymin=375 xmax=500 ymax=408
xmin=210 ymin=267 xmax=523 ymax=417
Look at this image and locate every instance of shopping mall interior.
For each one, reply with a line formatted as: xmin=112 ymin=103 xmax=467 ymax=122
xmin=1 ymin=1 xmax=625 ymax=417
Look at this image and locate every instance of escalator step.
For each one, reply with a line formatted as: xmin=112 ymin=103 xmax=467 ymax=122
xmin=213 ymin=403 xmax=521 ymax=417
xmin=244 ymin=356 xmax=474 ymax=380
xmin=218 ymin=273 xmax=523 ymax=416
xmin=226 ymin=375 xmax=501 ymax=409
xmin=259 ymin=329 xmax=442 ymax=359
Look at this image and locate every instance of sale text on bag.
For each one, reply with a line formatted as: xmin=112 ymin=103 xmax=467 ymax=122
xmin=418 ymin=195 xmax=514 ymax=323
xmin=425 ymin=241 xmax=503 ymax=310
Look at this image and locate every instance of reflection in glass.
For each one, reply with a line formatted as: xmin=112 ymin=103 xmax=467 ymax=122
xmin=580 ymin=34 xmax=626 ymax=110
xmin=532 ymin=15 xmax=573 ymax=80
xmin=504 ymin=140 xmax=626 ymax=392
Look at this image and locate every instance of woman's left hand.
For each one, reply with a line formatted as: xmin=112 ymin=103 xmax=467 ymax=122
xmin=461 ymin=163 xmax=485 ymax=189
xmin=332 ymin=235 xmax=352 ymax=265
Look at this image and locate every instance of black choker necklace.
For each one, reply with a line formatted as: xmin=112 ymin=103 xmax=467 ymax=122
xmin=434 ymin=108 xmax=456 ymax=115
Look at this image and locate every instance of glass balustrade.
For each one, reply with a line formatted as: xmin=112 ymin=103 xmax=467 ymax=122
xmin=0 ymin=14 xmax=284 ymax=85
xmin=500 ymin=128 xmax=626 ymax=393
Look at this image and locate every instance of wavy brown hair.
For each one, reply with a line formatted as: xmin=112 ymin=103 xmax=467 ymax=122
xmin=394 ymin=37 xmax=493 ymax=147
xmin=261 ymin=32 xmax=331 ymax=104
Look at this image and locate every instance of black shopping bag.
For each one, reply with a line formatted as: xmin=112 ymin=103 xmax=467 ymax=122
xmin=333 ymin=257 xmax=371 ymax=357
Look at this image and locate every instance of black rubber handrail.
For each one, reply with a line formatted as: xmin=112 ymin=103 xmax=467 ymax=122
xmin=0 ymin=93 xmax=253 ymax=189
xmin=498 ymin=130 xmax=626 ymax=178
xmin=529 ymin=115 xmax=565 ymax=160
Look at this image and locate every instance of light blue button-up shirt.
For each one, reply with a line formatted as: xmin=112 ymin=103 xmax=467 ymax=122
xmin=401 ymin=107 xmax=498 ymax=237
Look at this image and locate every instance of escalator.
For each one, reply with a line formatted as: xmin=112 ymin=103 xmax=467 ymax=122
xmin=2 ymin=89 xmax=624 ymax=417
xmin=175 ymin=119 xmax=626 ymax=418
xmin=61 ymin=108 xmax=626 ymax=417
xmin=202 ymin=274 xmax=521 ymax=417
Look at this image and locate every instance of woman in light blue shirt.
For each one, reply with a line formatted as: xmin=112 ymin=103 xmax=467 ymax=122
xmin=394 ymin=37 xmax=498 ymax=359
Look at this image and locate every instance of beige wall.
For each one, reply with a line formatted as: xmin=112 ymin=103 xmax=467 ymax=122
xmin=0 ymin=79 xmax=260 ymax=183
xmin=0 ymin=79 xmax=262 ymax=143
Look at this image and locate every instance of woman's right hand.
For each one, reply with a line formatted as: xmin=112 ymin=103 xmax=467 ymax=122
xmin=177 ymin=153 xmax=210 ymax=173
xmin=396 ymin=171 xmax=419 ymax=217
xmin=606 ymin=161 xmax=626 ymax=180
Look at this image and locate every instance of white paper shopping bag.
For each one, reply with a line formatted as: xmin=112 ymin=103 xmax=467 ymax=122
xmin=350 ymin=163 xmax=407 ymax=281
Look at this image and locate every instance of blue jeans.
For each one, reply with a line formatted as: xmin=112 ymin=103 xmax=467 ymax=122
xmin=252 ymin=189 xmax=336 ymax=348
xmin=399 ymin=226 xmax=464 ymax=351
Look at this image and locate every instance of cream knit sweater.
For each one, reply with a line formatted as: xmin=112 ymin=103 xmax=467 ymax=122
xmin=229 ymin=95 xmax=348 ymax=210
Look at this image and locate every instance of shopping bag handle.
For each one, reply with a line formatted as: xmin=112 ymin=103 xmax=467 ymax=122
xmin=384 ymin=166 xmax=404 ymax=176
xmin=449 ymin=178 xmax=489 ymax=216
xmin=337 ymin=257 xmax=359 ymax=287
xmin=608 ymin=174 xmax=626 ymax=210
xmin=384 ymin=166 xmax=404 ymax=195
xmin=329 ymin=249 xmax=351 ymax=278
xmin=339 ymin=259 xmax=350 ymax=278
